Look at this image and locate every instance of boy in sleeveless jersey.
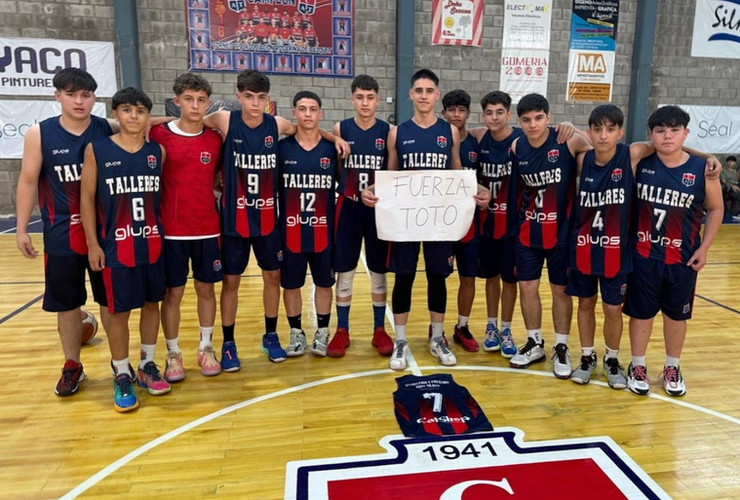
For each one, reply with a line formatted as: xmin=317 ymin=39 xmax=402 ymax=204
xmin=623 ymin=106 xmax=723 ymax=397
xmin=150 ymin=74 xmax=223 ymax=381
xmin=327 ymin=75 xmax=393 ymax=358
xmin=16 ymin=68 xmax=116 ymax=397
xmin=279 ymin=91 xmax=338 ymax=357
xmin=203 ymin=70 xmax=348 ymax=366
xmin=81 ymin=88 xmax=169 ymax=412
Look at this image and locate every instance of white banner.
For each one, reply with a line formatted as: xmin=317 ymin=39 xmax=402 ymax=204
xmin=674 ymin=105 xmax=740 ymax=154
xmin=500 ymin=0 xmax=552 ymax=103
xmin=0 ymin=100 xmax=107 ymax=159
xmin=691 ymin=0 xmax=740 ymax=59
xmin=0 ymin=37 xmax=117 ymax=96
xmin=374 ymin=170 xmax=477 ymax=242
xmin=566 ymin=50 xmax=615 ymax=102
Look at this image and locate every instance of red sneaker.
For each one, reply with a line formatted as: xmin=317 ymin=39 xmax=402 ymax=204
xmin=453 ymin=325 xmax=480 ymax=352
xmin=55 ymin=359 xmax=85 ymax=396
xmin=327 ymin=327 xmax=350 ymax=357
xmin=372 ymin=326 xmax=394 ymax=356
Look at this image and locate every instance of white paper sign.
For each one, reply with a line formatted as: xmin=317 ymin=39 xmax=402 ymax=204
xmin=374 ymin=170 xmax=477 ymax=242
xmin=691 ymin=0 xmax=740 ymax=59
xmin=674 ymin=104 xmax=740 ymax=154
xmin=0 ymin=37 xmax=117 ymax=96
xmin=0 ymin=100 xmax=107 ymax=158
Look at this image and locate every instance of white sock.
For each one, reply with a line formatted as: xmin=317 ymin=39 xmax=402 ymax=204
xmin=604 ymin=345 xmax=619 ymax=360
xmin=166 ymin=336 xmax=181 ymax=354
xmin=526 ymin=329 xmax=542 ymax=344
xmin=501 ymin=320 xmax=512 ymax=330
xmin=431 ymin=322 xmax=444 ymax=340
xmin=487 ymin=317 xmax=498 ymax=329
xmin=632 ymin=355 xmax=646 ymax=367
xmin=665 ymin=355 xmax=680 ymax=368
xmin=457 ymin=315 xmax=469 ymax=328
xmin=199 ymin=326 xmax=214 ymax=350
xmin=395 ymin=324 xmax=407 ymax=342
xmin=139 ymin=344 xmax=156 ymax=369
xmin=581 ymin=346 xmax=595 ymax=357
xmin=555 ymin=333 xmax=569 ymax=346
xmin=112 ymin=358 xmax=133 ymax=377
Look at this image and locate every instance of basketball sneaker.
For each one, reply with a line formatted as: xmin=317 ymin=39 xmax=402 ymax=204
xmin=427 ymin=326 xmax=449 ymax=346
xmin=327 ymin=327 xmax=350 ymax=358
xmin=483 ymin=323 xmax=501 ymax=352
xmin=453 ymin=325 xmax=479 ymax=352
xmin=499 ymin=328 xmax=518 ymax=358
xmin=627 ymin=363 xmax=650 ymax=395
xmin=137 ymin=361 xmax=171 ymax=395
xmin=570 ymin=353 xmax=597 ymax=385
xmin=430 ymin=337 xmax=457 ymax=366
xmin=55 ymin=359 xmax=85 ymax=397
xmin=164 ymin=351 xmax=185 ymax=383
xmin=389 ymin=340 xmax=409 ymax=371
xmin=658 ymin=365 xmax=686 ymax=397
xmin=310 ymin=328 xmax=330 ymax=357
xmin=552 ymin=343 xmax=572 ymax=379
xmin=261 ymin=332 xmax=287 ymax=363
xmin=603 ymin=357 xmax=627 ymax=389
xmin=372 ymin=326 xmax=394 ymax=356
xmin=113 ymin=372 xmax=139 ymax=413
xmin=220 ymin=341 xmax=241 ymax=372
xmin=510 ymin=337 xmax=546 ymax=368
xmin=286 ymin=328 xmax=307 ymax=357
xmin=197 ymin=345 xmax=222 ymax=376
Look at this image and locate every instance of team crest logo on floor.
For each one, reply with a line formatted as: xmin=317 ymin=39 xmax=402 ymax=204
xmin=147 ymin=155 xmax=157 ymax=169
xmin=375 ymin=138 xmax=385 ymax=150
xmin=437 ymin=136 xmax=447 ymax=148
xmin=265 ymin=135 xmax=274 ymax=148
xmin=547 ymin=149 xmax=559 ymax=163
xmin=285 ymin=428 xmax=671 ymax=499
xmin=200 ymin=151 xmax=211 ymax=164
xmin=682 ymin=173 xmax=695 ymax=187
xmin=611 ymin=168 xmax=622 ymax=182
xmin=320 ymin=157 xmax=331 ymax=169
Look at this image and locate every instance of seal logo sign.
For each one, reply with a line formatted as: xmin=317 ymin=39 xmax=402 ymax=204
xmin=285 ymin=428 xmax=671 ymax=499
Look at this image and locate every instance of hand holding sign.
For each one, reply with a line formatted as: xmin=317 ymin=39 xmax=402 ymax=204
xmin=374 ymin=170 xmax=477 ymax=242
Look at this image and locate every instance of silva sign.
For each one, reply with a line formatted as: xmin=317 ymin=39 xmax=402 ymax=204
xmin=691 ymin=0 xmax=740 ymax=59
xmin=285 ymin=428 xmax=671 ymax=499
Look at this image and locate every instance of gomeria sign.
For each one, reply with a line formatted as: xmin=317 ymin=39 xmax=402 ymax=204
xmin=691 ymin=0 xmax=740 ymax=59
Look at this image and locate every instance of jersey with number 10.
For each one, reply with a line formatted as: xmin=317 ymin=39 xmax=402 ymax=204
xmin=478 ymin=128 xmax=523 ymax=240
xmin=338 ymin=118 xmax=390 ymax=201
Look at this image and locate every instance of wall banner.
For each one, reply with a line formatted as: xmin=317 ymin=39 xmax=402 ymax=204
xmin=692 ymin=0 xmax=740 ymax=59
xmin=675 ymin=104 xmax=740 ymax=154
xmin=431 ymin=0 xmax=483 ymax=47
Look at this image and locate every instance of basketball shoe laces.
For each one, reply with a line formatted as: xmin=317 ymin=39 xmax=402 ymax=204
xmin=142 ymin=362 xmax=164 ymax=382
xmin=518 ymin=337 xmax=538 ymax=354
xmin=61 ymin=361 xmax=81 ymax=383
xmin=579 ymin=356 xmax=593 ymax=371
xmin=552 ymin=343 xmax=568 ymax=364
xmin=458 ymin=326 xmax=474 ymax=339
xmin=115 ymin=374 xmax=134 ymax=395
xmin=500 ymin=330 xmax=515 ymax=349
xmin=659 ymin=366 xmax=680 ymax=384
xmin=632 ymin=364 xmax=649 ymax=382
xmin=393 ymin=340 xmax=407 ymax=359
xmin=604 ymin=357 xmax=622 ymax=374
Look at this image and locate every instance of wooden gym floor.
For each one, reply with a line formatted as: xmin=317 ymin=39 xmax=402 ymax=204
xmin=1 ymin=222 xmax=739 ymax=500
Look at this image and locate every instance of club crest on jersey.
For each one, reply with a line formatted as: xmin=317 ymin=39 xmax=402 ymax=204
xmin=468 ymin=151 xmax=478 ymax=163
xmin=298 ymin=0 xmax=316 ymax=15
xmin=200 ymin=152 xmax=211 ymax=164
xmin=320 ymin=157 xmax=331 ymax=169
xmin=375 ymin=138 xmax=385 ymax=151
xmin=277 ymin=250 xmax=283 ymax=261
xmin=147 ymin=155 xmax=157 ymax=169
xmin=547 ymin=149 xmax=559 ymax=163
xmin=682 ymin=173 xmax=696 ymax=187
xmin=437 ymin=136 xmax=447 ymax=148
xmin=265 ymin=135 xmax=274 ymax=148
xmin=213 ymin=259 xmax=222 ymax=272
xmin=611 ymin=168 xmax=622 ymax=182
xmin=683 ymin=303 xmax=691 ymax=314
xmin=228 ymin=0 xmax=245 ymax=13
xmin=620 ymin=283 xmax=627 ymax=296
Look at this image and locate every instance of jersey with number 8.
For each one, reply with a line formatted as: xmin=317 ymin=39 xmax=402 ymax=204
xmin=337 ymin=118 xmax=390 ymax=200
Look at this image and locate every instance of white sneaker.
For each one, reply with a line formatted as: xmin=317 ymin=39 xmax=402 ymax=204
xmin=286 ymin=328 xmax=307 ymax=357
xmin=552 ymin=343 xmax=572 ymax=379
xmin=627 ymin=363 xmax=650 ymax=395
xmin=389 ymin=340 xmax=409 ymax=371
xmin=659 ymin=365 xmax=686 ymax=397
xmin=430 ymin=337 xmax=457 ymax=366
xmin=310 ymin=328 xmax=330 ymax=357
xmin=509 ymin=337 xmax=546 ymax=368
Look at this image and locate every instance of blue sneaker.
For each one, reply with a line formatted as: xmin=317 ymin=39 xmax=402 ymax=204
xmin=483 ymin=323 xmax=501 ymax=352
xmin=261 ymin=332 xmax=287 ymax=363
xmin=113 ymin=373 xmax=139 ymax=413
xmin=221 ymin=341 xmax=241 ymax=372
xmin=499 ymin=328 xmax=518 ymax=358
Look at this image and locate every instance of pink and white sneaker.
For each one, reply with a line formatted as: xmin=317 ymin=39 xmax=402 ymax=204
xmin=198 ymin=345 xmax=222 ymax=377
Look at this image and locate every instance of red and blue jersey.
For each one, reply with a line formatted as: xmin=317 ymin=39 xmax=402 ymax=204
xmin=221 ymin=112 xmax=278 ymax=238
xmin=93 ymin=138 xmax=163 ymax=268
xmin=337 ymin=118 xmax=390 ymax=201
xmin=632 ymin=153 xmax=706 ymax=265
xmin=478 ymin=128 xmax=524 ymax=240
xmin=571 ymin=143 xmax=634 ymax=278
xmin=515 ymin=128 xmax=576 ymax=249
xmin=459 ymin=132 xmax=480 ymax=243
xmin=396 ymin=118 xmax=452 ymax=171
xmin=38 ymin=115 xmax=112 ymax=255
xmin=279 ymin=136 xmax=337 ymax=254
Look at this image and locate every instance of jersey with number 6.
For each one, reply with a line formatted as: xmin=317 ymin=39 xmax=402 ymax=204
xmin=93 ymin=138 xmax=163 ymax=268
xmin=571 ymin=143 xmax=634 ymax=278
xmin=338 ymin=118 xmax=390 ymax=200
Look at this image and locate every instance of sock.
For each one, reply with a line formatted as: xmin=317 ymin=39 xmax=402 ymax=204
xmin=457 ymin=315 xmax=469 ymax=328
xmin=317 ymin=313 xmax=330 ymax=330
xmin=632 ymin=355 xmax=646 ymax=367
xmin=165 ymin=336 xmax=181 ymax=354
xmin=581 ymin=346 xmax=595 ymax=357
xmin=395 ymin=324 xmax=407 ymax=341
xmin=265 ymin=316 xmax=278 ymax=334
xmin=112 ymin=358 xmax=133 ymax=377
xmin=199 ymin=326 xmax=214 ymax=350
xmin=372 ymin=301 xmax=386 ymax=328
xmin=501 ymin=320 xmax=512 ymax=330
xmin=223 ymin=323 xmax=235 ymax=343
xmin=431 ymin=322 xmax=444 ymax=340
xmin=665 ymin=355 xmax=680 ymax=368
xmin=555 ymin=333 xmax=569 ymax=346
xmin=526 ymin=329 xmax=542 ymax=344
xmin=139 ymin=344 xmax=156 ymax=369
xmin=288 ymin=314 xmax=302 ymax=331
xmin=487 ymin=317 xmax=498 ymax=329
xmin=604 ymin=345 xmax=619 ymax=360
xmin=336 ymin=303 xmax=350 ymax=330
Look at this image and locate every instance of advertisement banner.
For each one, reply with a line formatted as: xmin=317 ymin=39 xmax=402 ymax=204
xmin=186 ymin=0 xmax=354 ymax=78
xmin=566 ymin=0 xmax=619 ymax=102
xmin=0 ymin=101 xmax=107 ymax=159
xmin=431 ymin=0 xmax=483 ymax=47
xmin=499 ymin=0 xmax=552 ymax=103
xmin=675 ymin=105 xmax=740 ymax=154
xmin=0 ymin=37 xmax=117 ymax=97
xmin=692 ymin=0 xmax=740 ymax=59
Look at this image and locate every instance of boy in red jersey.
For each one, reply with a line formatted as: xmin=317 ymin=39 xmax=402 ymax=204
xmin=149 ymin=74 xmax=223 ymax=381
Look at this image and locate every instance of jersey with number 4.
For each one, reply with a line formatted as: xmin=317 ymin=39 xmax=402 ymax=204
xmin=338 ymin=118 xmax=390 ymax=200
xmin=393 ymin=374 xmax=493 ymax=437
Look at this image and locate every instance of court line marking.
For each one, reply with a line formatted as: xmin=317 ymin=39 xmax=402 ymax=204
xmin=695 ymin=294 xmax=740 ymax=315
xmin=0 ymin=294 xmax=43 ymax=325
xmin=0 ymin=218 xmax=41 ymax=234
